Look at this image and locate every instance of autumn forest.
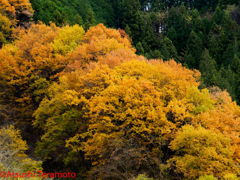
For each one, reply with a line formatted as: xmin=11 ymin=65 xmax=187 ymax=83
xmin=1 ymin=0 xmax=240 ymax=179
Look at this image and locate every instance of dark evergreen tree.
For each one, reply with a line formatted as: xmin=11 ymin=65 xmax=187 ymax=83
xmin=162 ymin=37 xmax=178 ymax=61
xmin=62 ymin=11 xmax=69 ymax=25
xmin=208 ymin=35 xmax=220 ymax=66
xmin=112 ymin=0 xmax=124 ymax=28
xmin=198 ymin=31 xmax=206 ymax=47
xmin=151 ymin=0 xmax=165 ymax=11
xmin=124 ymin=25 xmax=132 ymax=37
xmin=202 ymin=17 xmax=211 ymax=35
xmin=74 ymin=14 xmax=83 ymax=26
xmin=179 ymin=2 xmax=187 ymax=15
xmin=142 ymin=22 xmax=157 ymax=52
xmin=84 ymin=8 xmax=95 ymax=31
xmin=136 ymin=42 xmax=145 ymax=55
xmin=175 ymin=14 xmax=190 ymax=52
xmin=211 ymin=5 xmax=223 ymax=24
xmin=167 ymin=6 xmax=177 ymax=29
xmin=167 ymin=26 xmax=178 ymax=50
xmin=186 ymin=30 xmax=203 ymax=69
xmin=199 ymin=49 xmax=218 ymax=86
xmin=123 ymin=0 xmax=145 ymax=45
xmin=193 ymin=17 xmax=204 ymax=33
xmin=161 ymin=43 xmax=170 ymax=61
xmin=184 ymin=54 xmax=194 ymax=68
xmin=232 ymin=55 xmax=240 ymax=103
xmin=210 ymin=21 xmax=220 ymax=33
xmin=231 ymin=54 xmax=240 ymax=73
xmin=149 ymin=49 xmax=162 ymax=59
xmin=218 ymin=29 xmax=230 ymax=64
xmin=51 ymin=10 xmax=63 ymax=26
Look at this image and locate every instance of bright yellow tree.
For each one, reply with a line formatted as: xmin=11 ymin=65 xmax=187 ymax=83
xmin=168 ymin=125 xmax=238 ymax=179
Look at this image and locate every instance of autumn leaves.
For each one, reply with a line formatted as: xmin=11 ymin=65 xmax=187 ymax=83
xmin=1 ymin=22 xmax=240 ymax=179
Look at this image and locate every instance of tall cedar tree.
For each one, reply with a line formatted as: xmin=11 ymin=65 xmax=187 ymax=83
xmin=123 ymin=0 xmax=145 ymax=45
xmin=167 ymin=26 xmax=178 ymax=51
xmin=186 ymin=30 xmax=203 ymax=69
xmin=167 ymin=6 xmax=177 ymax=30
xmin=199 ymin=49 xmax=218 ymax=86
xmin=84 ymin=8 xmax=95 ymax=31
xmin=208 ymin=34 xmax=220 ymax=66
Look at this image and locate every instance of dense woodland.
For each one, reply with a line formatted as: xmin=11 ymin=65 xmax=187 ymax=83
xmin=1 ymin=0 xmax=240 ymax=180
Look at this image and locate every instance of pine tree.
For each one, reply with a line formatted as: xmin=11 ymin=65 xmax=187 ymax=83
xmin=136 ymin=41 xmax=144 ymax=55
xmin=161 ymin=43 xmax=170 ymax=61
xmin=179 ymin=2 xmax=187 ymax=15
xmin=193 ymin=17 xmax=204 ymax=33
xmin=202 ymin=17 xmax=211 ymax=35
xmin=51 ymin=10 xmax=62 ymax=26
xmin=151 ymin=0 xmax=164 ymax=11
xmin=124 ymin=24 xmax=132 ymax=37
xmin=221 ymin=11 xmax=233 ymax=30
xmin=198 ymin=31 xmax=206 ymax=47
xmin=231 ymin=54 xmax=240 ymax=74
xmin=211 ymin=5 xmax=223 ymax=24
xmin=199 ymin=49 xmax=218 ymax=86
xmin=211 ymin=21 xmax=220 ymax=33
xmin=176 ymin=14 xmax=190 ymax=52
xmin=84 ymin=8 xmax=95 ymax=31
xmin=142 ymin=18 xmax=157 ymax=52
xmin=218 ymin=29 xmax=230 ymax=64
xmin=209 ymin=35 xmax=220 ymax=66
xmin=167 ymin=6 xmax=177 ymax=29
xmin=149 ymin=49 xmax=162 ymax=59
xmin=74 ymin=14 xmax=83 ymax=26
xmin=123 ymin=0 xmax=145 ymax=45
xmin=62 ymin=11 xmax=68 ymax=25
xmin=167 ymin=26 xmax=178 ymax=50
xmin=162 ymin=37 xmax=178 ymax=61
xmin=186 ymin=30 xmax=203 ymax=69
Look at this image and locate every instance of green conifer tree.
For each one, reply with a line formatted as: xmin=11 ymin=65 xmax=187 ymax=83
xmin=136 ymin=42 xmax=145 ymax=55
xmin=167 ymin=6 xmax=177 ymax=29
xmin=209 ymin=35 xmax=220 ymax=65
xmin=62 ymin=11 xmax=68 ymax=25
xmin=199 ymin=49 xmax=218 ymax=86
xmin=161 ymin=43 xmax=170 ymax=61
xmin=186 ymin=30 xmax=203 ymax=69
xmin=123 ymin=0 xmax=145 ymax=45
xmin=84 ymin=8 xmax=95 ymax=31
xmin=211 ymin=5 xmax=223 ymax=24
xmin=162 ymin=37 xmax=178 ymax=61
xmin=231 ymin=54 xmax=240 ymax=73
xmin=167 ymin=26 xmax=178 ymax=50
xmin=176 ymin=14 xmax=190 ymax=52
xmin=74 ymin=14 xmax=83 ymax=26
xmin=179 ymin=2 xmax=187 ymax=15
xmin=51 ymin=10 xmax=62 ymax=26
xmin=218 ymin=29 xmax=230 ymax=64
xmin=124 ymin=24 xmax=132 ymax=37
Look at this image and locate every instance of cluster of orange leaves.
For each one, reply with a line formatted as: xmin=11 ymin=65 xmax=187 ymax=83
xmin=1 ymin=22 xmax=240 ymax=179
xmin=0 ymin=0 xmax=33 ymax=15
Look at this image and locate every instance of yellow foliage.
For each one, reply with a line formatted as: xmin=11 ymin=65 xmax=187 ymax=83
xmin=0 ymin=0 xmax=34 ymax=15
xmin=0 ymin=13 xmax=13 ymax=45
xmin=168 ymin=125 xmax=238 ymax=179
xmin=0 ymin=125 xmax=45 ymax=180
xmin=195 ymin=89 xmax=240 ymax=163
xmin=34 ymin=59 xmax=204 ymax=169
xmin=51 ymin=24 xmax=85 ymax=56
xmin=65 ymin=23 xmax=135 ymax=71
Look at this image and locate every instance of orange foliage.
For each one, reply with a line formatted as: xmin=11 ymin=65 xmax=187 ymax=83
xmin=195 ymin=87 xmax=240 ymax=163
xmin=65 ymin=24 xmax=135 ymax=71
xmin=0 ymin=0 xmax=33 ymax=15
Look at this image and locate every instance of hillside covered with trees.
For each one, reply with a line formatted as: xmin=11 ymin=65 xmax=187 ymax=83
xmin=1 ymin=0 xmax=240 ymax=180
